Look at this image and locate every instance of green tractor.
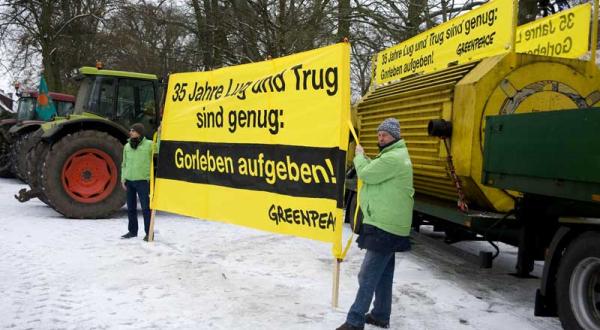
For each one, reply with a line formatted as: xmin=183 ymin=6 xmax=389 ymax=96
xmin=0 ymin=90 xmax=75 ymax=179
xmin=18 ymin=66 xmax=161 ymax=219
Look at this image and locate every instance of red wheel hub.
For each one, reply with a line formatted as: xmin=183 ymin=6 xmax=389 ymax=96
xmin=61 ymin=148 xmax=118 ymax=203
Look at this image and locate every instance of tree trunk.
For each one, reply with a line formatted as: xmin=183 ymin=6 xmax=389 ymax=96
xmin=40 ymin=1 xmax=62 ymax=91
xmin=406 ymin=0 xmax=427 ymax=38
xmin=440 ymin=0 xmax=449 ymax=22
xmin=229 ymin=0 xmax=261 ymax=63
xmin=275 ymin=0 xmax=286 ymax=57
xmin=191 ymin=0 xmax=213 ymax=70
xmin=337 ymin=0 xmax=350 ymax=41
xmin=211 ymin=0 xmax=223 ymax=67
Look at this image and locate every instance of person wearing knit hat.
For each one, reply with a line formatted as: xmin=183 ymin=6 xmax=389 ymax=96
xmin=337 ymin=118 xmax=414 ymax=330
xmin=120 ymin=123 xmax=154 ymax=241
xmin=377 ymin=117 xmax=401 ymax=140
xmin=130 ymin=123 xmax=145 ymax=137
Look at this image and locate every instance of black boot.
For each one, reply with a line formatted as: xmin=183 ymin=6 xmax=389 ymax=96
xmin=121 ymin=232 xmax=137 ymax=239
xmin=365 ymin=313 xmax=389 ymax=328
xmin=335 ymin=322 xmax=364 ymax=330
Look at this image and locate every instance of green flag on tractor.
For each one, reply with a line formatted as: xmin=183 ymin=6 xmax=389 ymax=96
xmin=36 ymin=75 xmax=56 ymax=121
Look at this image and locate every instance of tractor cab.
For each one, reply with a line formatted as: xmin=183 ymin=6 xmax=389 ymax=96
xmin=15 ymin=91 xmax=75 ymax=123
xmin=72 ymin=66 xmax=160 ymax=139
xmin=15 ymin=94 xmax=35 ymax=122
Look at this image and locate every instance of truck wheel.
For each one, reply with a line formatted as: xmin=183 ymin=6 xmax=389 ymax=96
xmin=0 ymin=128 xmax=12 ymax=177
xmin=10 ymin=131 xmax=38 ymax=182
xmin=26 ymin=140 xmax=50 ymax=205
xmin=556 ymin=232 xmax=600 ymax=330
xmin=41 ymin=130 xmax=125 ymax=218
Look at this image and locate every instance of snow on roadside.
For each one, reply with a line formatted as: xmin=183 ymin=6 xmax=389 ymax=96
xmin=0 ymin=178 xmax=560 ymax=329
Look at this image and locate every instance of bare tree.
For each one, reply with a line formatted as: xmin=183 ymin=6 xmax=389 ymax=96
xmin=100 ymin=1 xmax=195 ymax=76
xmin=2 ymin=0 xmax=577 ymax=99
xmin=0 ymin=0 xmax=111 ymax=91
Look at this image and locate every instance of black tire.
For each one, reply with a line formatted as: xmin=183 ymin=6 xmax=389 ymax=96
xmin=41 ymin=130 xmax=126 ymax=218
xmin=0 ymin=127 xmax=13 ymax=177
xmin=26 ymin=139 xmax=50 ymax=205
xmin=556 ymin=232 xmax=600 ymax=330
xmin=10 ymin=131 xmax=39 ymax=182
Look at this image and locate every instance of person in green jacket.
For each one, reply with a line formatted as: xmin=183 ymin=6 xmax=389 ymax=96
xmin=121 ymin=123 xmax=154 ymax=241
xmin=337 ymin=118 xmax=414 ymax=330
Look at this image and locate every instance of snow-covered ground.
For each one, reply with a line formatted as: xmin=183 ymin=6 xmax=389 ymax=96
xmin=0 ymin=178 xmax=561 ymax=329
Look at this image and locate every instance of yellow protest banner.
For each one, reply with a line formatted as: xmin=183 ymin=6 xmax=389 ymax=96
xmin=515 ymin=3 xmax=591 ymax=58
xmin=152 ymin=43 xmax=350 ymax=253
xmin=375 ymin=0 xmax=515 ymax=85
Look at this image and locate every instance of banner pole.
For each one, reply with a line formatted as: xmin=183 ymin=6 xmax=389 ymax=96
xmin=331 ymin=120 xmax=361 ymax=307
xmin=148 ymin=209 xmax=156 ymax=242
xmin=147 ymin=73 xmax=167 ymax=244
xmin=148 ymin=144 xmax=157 ymax=242
xmin=332 ymin=258 xmax=341 ymax=308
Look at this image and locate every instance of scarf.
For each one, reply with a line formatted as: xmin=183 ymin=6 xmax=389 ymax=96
xmin=378 ymin=138 xmax=398 ymax=152
xmin=130 ymin=137 xmax=143 ymax=149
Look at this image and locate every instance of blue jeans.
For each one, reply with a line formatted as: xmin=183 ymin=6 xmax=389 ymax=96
xmin=126 ymin=180 xmax=151 ymax=236
xmin=346 ymin=249 xmax=396 ymax=326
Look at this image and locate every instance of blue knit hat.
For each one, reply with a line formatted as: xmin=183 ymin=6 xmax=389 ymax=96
xmin=377 ymin=118 xmax=401 ymax=139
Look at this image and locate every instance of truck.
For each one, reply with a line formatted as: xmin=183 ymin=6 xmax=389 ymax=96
xmin=18 ymin=66 xmax=162 ymax=218
xmin=346 ymin=51 xmax=600 ymax=329
xmin=481 ymin=108 xmax=600 ymax=329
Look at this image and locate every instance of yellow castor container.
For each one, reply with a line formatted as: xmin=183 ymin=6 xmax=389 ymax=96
xmin=356 ymin=53 xmax=600 ymax=212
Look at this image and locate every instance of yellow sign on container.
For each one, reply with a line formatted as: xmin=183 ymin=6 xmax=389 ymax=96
xmin=152 ymin=43 xmax=350 ymax=254
xmin=515 ymin=3 xmax=591 ymax=58
xmin=375 ymin=0 xmax=515 ymax=85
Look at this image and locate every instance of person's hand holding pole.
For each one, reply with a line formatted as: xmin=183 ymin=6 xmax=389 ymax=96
xmin=355 ymin=144 xmax=364 ymax=155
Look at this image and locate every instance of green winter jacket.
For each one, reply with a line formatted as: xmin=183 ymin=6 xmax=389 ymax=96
xmin=121 ymin=138 xmax=153 ymax=183
xmin=354 ymin=139 xmax=414 ymax=236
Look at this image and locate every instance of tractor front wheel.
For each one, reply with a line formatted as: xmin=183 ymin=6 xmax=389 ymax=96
xmin=41 ymin=130 xmax=125 ymax=218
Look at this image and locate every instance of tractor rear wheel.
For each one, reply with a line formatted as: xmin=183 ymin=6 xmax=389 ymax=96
xmin=0 ymin=127 xmax=12 ymax=177
xmin=41 ymin=130 xmax=125 ymax=218
xmin=10 ymin=131 xmax=39 ymax=182
xmin=26 ymin=139 xmax=50 ymax=205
